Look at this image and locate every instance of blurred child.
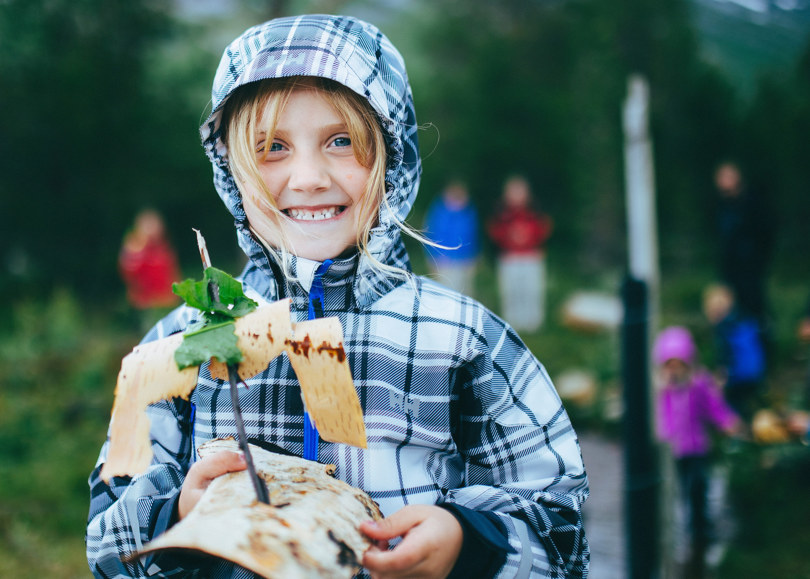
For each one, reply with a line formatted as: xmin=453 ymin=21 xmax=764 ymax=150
xmin=712 ymin=161 xmax=775 ymax=324
xmin=423 ymin=180 xmax=480 ymax=296
xmin=654 ymin=326 xmax=740 ymax=575
xmin=87 ymin=14 xmax=588 ymax=579
xmin=702 ymin=284 xmax=767 ymax=425
xmin=118 ymin=208 xmax=181 ymax=312
xmin=486 ymin=175 xmax=553 ymax=332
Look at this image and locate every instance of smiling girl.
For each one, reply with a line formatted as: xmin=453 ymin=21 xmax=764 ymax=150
xmin=87 ymin=15 xmax=589 ymax=579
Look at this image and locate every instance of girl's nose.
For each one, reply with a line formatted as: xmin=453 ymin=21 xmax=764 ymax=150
xmin=287 ymin=153 xmax=330 ymax=193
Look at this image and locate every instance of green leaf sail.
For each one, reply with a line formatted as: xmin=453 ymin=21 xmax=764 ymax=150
xmin=172 ymin=267 xmax=258 ymax=318
xmin=171 ymin=267 xmax=259 ymax=370
xmin=174 ymin=322 xmax=243 ymax=369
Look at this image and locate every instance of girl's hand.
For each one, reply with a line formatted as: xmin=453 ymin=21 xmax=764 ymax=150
xmin=360 ymin=504 xmax=463 ymax=579
xmin=178 ymin=451 xmax=246 ymax=520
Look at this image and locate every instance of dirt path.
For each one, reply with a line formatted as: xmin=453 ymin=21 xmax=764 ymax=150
xmin=579 ymin=431 xmax=626 ymax=578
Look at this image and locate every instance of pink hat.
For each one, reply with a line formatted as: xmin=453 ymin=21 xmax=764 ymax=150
xmin=653 ymin=326 xmax=696 ymax=365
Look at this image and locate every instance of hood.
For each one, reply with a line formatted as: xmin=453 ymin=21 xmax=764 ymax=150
xmin=653 ymin=326 xmax=696 ymax=366
xmin=199 ymin=14 xmax=421 ymax=303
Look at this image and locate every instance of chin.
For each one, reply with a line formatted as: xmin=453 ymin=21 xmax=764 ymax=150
xmin=294 ymin=245 xmax=348 ymax=262
xmin=287 ymin=232 xmax=354 ymax=262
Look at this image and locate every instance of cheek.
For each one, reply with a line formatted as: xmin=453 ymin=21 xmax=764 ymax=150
xmin=256 ymin=168 xmax=283 ymax=199
xmin=242 ymin=190 xmax=281 ymax=232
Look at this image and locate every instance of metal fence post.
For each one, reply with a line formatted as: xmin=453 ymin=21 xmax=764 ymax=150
xmin=622 ymin=275 xmax=660 ymax=578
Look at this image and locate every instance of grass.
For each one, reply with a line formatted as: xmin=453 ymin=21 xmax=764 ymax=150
xmin=0 ymin=290 xmax=135 ymax=578
xmin=1 ymin=258 xmax=808 ymax=577
xmin=717 ymin=444 xmax=810 ymax=578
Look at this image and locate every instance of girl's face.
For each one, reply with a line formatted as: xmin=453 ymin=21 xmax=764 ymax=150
xmin=662 ymin=358 xmax=691 ymax=385
xmin=242 ymin=89 xmax=372 ymax=262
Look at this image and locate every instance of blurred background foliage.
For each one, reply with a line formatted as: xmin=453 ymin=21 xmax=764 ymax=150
xmin=1 ymin=0 xmax=809 ymax=576
xmin=1 ymin=0 xmax=809 ymax=303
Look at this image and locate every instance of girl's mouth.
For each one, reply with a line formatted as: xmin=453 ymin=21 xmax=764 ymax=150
xmin=285 ymin=206 xmax=345 ymax=221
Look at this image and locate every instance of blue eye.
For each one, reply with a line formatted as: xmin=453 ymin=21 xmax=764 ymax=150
xmin=256 ymin=141 xmax=284 ymax=154
xmin=333 ymin=136 xmax=351 ymax=148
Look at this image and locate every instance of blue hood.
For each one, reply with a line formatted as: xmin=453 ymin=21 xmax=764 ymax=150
xmin=199 ymin=15 xmax=421 ymax=304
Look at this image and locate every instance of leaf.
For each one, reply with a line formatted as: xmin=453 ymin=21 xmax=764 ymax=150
xmin=171 ymin=267 xmax=258 ymax=370
xmin=206 ymin=268 xmax=258 ymax=318
xmin=172 ymin=268 xmax=258 ymax=319
xmin=174 ymin=322 xmax=243 ymax=370
xmin=172 ymin=278 xmax=214 ymax=312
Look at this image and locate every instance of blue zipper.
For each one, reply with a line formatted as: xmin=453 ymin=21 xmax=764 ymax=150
xmin=303 ymin=259 xmax=333 ymax=461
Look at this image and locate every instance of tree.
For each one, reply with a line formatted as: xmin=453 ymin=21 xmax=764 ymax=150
xmin=0 ymin=0 xmax=225 ymax=304
xmin=405 ymin=0 xmax=743 ymax=274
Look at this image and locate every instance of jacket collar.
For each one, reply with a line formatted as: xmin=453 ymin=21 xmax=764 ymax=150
xmin=240 ymin=230 xmax=411 ymax=309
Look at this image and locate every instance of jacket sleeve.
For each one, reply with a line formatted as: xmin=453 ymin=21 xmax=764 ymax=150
xmin=86 ymin=312 xmax=198 ymax=578
xmin=86 ymin=398 xmax=193 ymax=578
xmin=655 ymin=387 xmax=674 ymax=444
xmin=445 ymin=313 xmax=589 ymax=578
xmin=696 ymin=372 xmax=739 ymax=431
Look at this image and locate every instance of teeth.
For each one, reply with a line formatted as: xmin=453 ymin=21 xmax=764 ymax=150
xmin=287 ymin=207 xmax=340 ymax=221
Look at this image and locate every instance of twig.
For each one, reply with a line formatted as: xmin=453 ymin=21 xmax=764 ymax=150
xmin=193 ymin=228 xmax=270 ymax=505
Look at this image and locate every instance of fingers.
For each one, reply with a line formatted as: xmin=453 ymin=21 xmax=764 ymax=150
xmin=179 ymin=451 xmax=246 ymax=519
xmin=360 ymin=505 xmax=428 ymax=541
xmin=361 ymin=505 xmax=463 ymax=579
xmin=189 ymin=450 xmax=247 ymax=484
xmin=363 ymin=534 xmax=423 ymax=575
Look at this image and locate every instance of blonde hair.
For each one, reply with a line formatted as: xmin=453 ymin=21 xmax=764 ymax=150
xmin=222 ymin=76 xmax=403 ymax=278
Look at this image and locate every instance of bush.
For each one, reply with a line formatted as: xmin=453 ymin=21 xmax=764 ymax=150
xmin=0 ymin=290 xmax=134 ymax=577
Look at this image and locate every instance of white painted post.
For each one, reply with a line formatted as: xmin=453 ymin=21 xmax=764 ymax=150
xmin=622 ymin=74 xmax=659 ymax=296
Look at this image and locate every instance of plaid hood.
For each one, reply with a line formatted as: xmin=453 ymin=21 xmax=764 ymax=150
xmin=199 ymin=14 xmax=421 ymax=305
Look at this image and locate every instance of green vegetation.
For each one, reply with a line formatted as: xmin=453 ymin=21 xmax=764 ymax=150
xmin=0 ymin=291 xmax=133 ymax=577
xmin=2 ymin=266 xmax=809 ymax=577
xmin=719 ymin=443 xmax=810 ymax=578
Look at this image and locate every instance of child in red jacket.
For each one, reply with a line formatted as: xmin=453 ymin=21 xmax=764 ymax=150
xmin=118 ymin=209 xmax=181 ymax=311
xmin=487 ymin=175 xmax=553 ymax=332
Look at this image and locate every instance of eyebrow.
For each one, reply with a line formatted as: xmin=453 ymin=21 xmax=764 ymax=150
xmin=320 ymin=123 xmax=349 ymax=134
xmin=271 ymin=122 xmax=349 ymax=138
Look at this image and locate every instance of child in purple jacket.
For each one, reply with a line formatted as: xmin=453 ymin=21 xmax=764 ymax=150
xmin=653 ymin=326 xmax=740 ymax=571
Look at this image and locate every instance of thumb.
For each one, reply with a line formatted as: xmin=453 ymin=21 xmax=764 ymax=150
xmin=200 ymin=450 xmax=247 ymax=478
xmin=360 ymin=506 xmax=425 ymax=541
xmin=188 ymin=450 xmax=247 ymax=487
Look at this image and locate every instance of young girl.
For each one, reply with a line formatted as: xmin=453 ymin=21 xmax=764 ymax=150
xmin=86 ymin=15 xmax=589 ymax=578
xmin=486 ymin=175 xmax=553 ymax=332
xmin=653 ymin=326 xmax=739 ymax=573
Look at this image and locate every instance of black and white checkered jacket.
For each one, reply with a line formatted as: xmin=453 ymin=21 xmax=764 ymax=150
xmin=87 ymin=14 xmax=589 ymax=578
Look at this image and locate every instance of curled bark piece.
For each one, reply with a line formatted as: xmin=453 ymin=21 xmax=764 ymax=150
xmin=287 ymin=318 xmax=367 ymax=449
xmin=208 ymin=299 xmax=293 ymax=381
xmin=132 ymin=438 xmax=383 ymax=578
xmin=101 ymin=333 xmax=198 ymax=481
xmin=100 ymin=299 xmax=367 ymax=481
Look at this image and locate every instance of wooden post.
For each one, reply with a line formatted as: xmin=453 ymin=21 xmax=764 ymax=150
xmin=621 ymin=74 xmax=667 ymax=579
